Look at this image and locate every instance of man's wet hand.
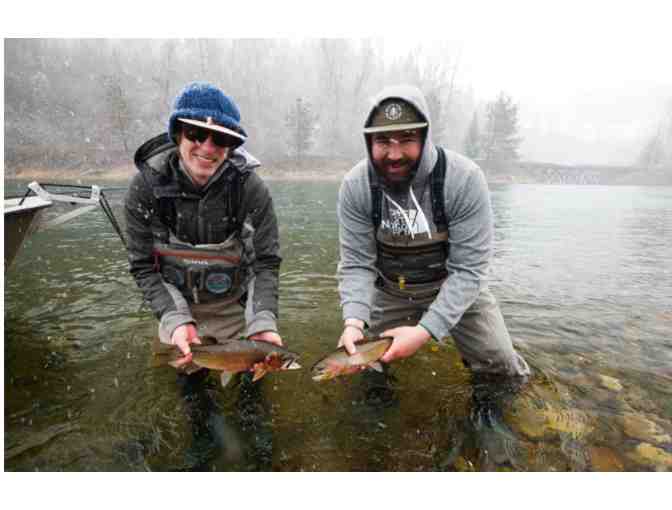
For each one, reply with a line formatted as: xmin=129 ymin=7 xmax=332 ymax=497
xmin=248 ymin=331 xmax=283 ymax=347
xmin=380 ymin=325 xmax=431 ymax=363
xmin=171 ymin=323 xmax=201 ymax=367
xmin=338 ymin=320 xmax=365 ymax=355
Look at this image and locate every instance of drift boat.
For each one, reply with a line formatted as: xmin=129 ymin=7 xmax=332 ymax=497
xmin=4 ymin=181 xmax=125 ymax=271
xmin=4 ymin=193 xmax=53 ymax=270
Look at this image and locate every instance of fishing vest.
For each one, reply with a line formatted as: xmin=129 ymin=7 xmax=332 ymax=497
xmin=147 ymin=156 xmax=250 ymax=304
xmin=369 ymin=147 xmax=449 ymax=299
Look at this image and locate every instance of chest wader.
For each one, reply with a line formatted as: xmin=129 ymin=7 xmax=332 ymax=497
xmin=150 ymin=166 xmax=248 ymax=305
xmin=370 ymin=147 xmax=449 ymax=300
xmin=153 ymin=236 xmax=245 ymax=304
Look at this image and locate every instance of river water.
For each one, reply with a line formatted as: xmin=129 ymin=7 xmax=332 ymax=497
xmin=4 ymin=180 xmax=672 ymax=471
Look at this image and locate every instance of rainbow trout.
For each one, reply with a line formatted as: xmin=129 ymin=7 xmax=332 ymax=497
xmin=153 ymin=336 xmax=301 ymax=387
xmin=311 ymin=336 xmax=393 ymax=381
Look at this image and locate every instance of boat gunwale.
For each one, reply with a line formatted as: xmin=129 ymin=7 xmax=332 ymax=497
xmin=4 ymin=196 xmax=53 ymax=216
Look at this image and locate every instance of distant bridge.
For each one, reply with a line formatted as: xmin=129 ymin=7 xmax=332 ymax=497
xmin=536 ymin=167 xmax=602 ymax=185
xmin=510 ymin=162 xmax=642 ymax=185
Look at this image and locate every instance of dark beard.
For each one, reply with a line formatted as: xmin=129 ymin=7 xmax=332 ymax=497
xmin=375 ymin=159 xmax=417 ymax=190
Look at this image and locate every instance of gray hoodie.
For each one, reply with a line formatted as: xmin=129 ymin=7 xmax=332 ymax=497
xmin=337 ymin=85 xmax=494 ymax=340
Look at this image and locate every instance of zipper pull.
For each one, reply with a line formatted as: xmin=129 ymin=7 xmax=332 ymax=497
xmin=192 ymin=286 xmax=200 ymax=304
xmin=398 ymin=275 xmax=406 ymax=290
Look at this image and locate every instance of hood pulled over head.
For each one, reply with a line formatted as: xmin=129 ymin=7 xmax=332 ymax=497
xmin=363 ymin=85 xmax=436 ymax=188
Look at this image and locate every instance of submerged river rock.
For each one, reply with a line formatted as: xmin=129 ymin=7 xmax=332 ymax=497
xmin=621 ymin=413 xmax=671 ymax=444
xmin=506 ymin=403 xmax=592 ymax=441
xmin=597 ymin=374 xmax=623 ymax=392
xmin=628 ymin=443 xmax=672 ymax=471
xmin=588 ymin=446 xmax=625 ymax=471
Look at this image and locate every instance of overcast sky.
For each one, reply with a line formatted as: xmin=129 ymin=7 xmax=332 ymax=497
xmin=381 ymin=4 xmax=671 ymax=163
xmin=367 ymin=2 xmax=672 ymax=164
xmin=4 ymin=0 xmax=672 ymax=164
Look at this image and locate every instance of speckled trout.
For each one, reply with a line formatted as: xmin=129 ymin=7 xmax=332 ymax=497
xmin=153 ymin=336 xmax=301 ymax=387
xmin=311 ymin=337 xmax=393 ymax=381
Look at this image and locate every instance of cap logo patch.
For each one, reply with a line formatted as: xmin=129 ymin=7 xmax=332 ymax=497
xmin=384 ymin=102 xmax=403 ymax=121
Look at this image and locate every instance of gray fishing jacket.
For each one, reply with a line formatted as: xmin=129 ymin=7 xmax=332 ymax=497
xmin=337 ymin=85 xmax=494 ymax=340
xmin=125 ymin=133 xmax=281 ymax=340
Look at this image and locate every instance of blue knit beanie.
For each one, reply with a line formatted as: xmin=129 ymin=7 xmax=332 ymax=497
xmin=168 ymin=82 xmax=247 ymax=144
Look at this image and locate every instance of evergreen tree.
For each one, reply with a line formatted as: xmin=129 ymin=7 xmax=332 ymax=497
xmin=463 ymin=111 xmax=481 ymax=159
xmin=285 ymin=98 xmax=319 ymax=164
xmin=638 ymin=134 xmax=664 ymax=168
xmin=638 ymin=100 xmax=672 ymax=169
xmin=481 ymin=92 xmax=522 ymax=169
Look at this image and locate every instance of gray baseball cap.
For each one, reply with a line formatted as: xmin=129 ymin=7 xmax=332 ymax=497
xmin=364 ymin=98 xmax=428 ymax=134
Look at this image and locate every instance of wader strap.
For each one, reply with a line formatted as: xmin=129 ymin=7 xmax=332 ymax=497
xmin=431 ymin=147 xmax=447 ymax=232
xmin=369 ymin=165 xmax=383 ymax=231
xmin=225 ymin=168 xmax=248 ymax=236
xmin=157 ymin=197 xmax=176 ymax=235
xmin=226 ymin=167 xmax=250 ymax=235
xmin=155 ymin=153 xmax=183 ymax=232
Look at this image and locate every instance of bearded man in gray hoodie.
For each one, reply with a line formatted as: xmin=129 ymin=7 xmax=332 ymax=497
xmin=337 ymin=85 xmax=529 ymax=386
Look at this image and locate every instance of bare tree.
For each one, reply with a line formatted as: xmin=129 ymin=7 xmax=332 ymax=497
xmin=102 ymin=50 xmax=134 ymax=156
xmin=4 ymin=38 xmax=478 ymax=172
xmin=384 ymin=43 xmax=461 ymax=148
xmin=151 ymin=40 xmax=179 ymax=129
xmin=317 ymin=39 xmax=347 ymax=157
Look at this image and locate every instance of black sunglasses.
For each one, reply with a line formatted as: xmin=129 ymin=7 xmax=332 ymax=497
xmin=181 ymin=124 xmax=239 ymax=148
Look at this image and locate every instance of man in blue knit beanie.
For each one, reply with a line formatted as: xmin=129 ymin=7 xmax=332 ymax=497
xmin=125 ymin=82 xmax=285 ymax=387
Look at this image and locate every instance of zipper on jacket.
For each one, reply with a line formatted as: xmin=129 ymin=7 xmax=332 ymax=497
xmin=197 ymin=195 xmax=206 ymax=244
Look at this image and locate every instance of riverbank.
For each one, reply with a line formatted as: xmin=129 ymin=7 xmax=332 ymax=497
xmin=5 ymin=160 xmax=671 ymax=186
xmin=5 ymin=165 xmax=137 ymax=184
xmin=4 ymin=158 xmax=352 ymax=184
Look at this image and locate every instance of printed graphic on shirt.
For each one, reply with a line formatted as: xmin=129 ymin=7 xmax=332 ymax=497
xmin=381 ymin=208 xmax=429 ymax=237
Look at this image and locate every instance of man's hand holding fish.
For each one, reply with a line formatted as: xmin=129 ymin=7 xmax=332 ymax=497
xmin=379 ymin=325 xmax=431 ymax=363
xmin=338 ymin=318 xmax=366 ymax=355
xmin=248 ymin=331 xmax=283 ymax=347
xmin=248 ymin=331 xmax=284 ymax=373
xmin=171 ymin=323 xmax=202 ymax=367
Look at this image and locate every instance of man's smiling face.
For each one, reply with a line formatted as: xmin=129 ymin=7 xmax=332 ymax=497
xmin=177 ymin=124 xmax=231 ymax=187
xmin=370 ymin=129 xmax=424 ymax=185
